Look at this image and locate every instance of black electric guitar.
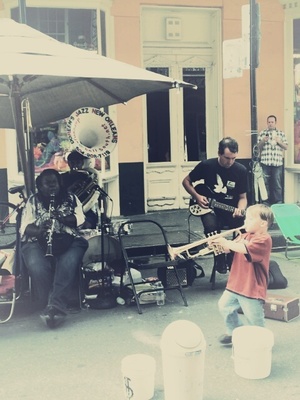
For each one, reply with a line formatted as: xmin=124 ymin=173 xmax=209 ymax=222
xmin=189 ymin=184 xmax=246 ymax=217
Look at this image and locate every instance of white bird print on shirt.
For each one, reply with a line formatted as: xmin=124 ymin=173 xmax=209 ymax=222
xmin=214 ymin=174 xmax=227 ymax=194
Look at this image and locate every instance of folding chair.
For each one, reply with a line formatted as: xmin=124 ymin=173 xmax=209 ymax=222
xmin=118 ymin=219 xmax=189 ymax=314
xmin=271 ymin=203 xmax=300 ymax=259
xmin=0 ymin=251 xmax=16 ymax=323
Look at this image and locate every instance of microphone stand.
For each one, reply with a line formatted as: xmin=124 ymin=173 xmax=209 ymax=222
xmin=92 ymin=190 xmax=116 ymax=309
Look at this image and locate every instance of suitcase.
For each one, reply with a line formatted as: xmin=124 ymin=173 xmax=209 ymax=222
xmin=264 ymin=294 xmax=300 ymax=322
xmin=126 ymin=282 xmax=166 ymax=304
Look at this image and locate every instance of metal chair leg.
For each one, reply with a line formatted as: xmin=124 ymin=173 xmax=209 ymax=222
xmin=171 ymin=265 xmax=188 ymax=306
xmin=0 ymin=291 xmax=16 ymax=323
xmin=210 ymin=266 xmax=216 ymax=290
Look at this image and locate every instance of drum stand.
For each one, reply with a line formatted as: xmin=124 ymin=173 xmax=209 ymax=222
xmin=89 ymin=193 xmax=117 ymax=309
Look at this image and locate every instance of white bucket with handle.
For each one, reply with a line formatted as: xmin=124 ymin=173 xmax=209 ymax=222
xmin=121 ymin=353 xmax=156 ymax=399
xmin=232 ymin=326 xmax=274 ymax=379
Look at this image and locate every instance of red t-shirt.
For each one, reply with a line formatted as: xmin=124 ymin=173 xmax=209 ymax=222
xmin=226 ymin=232 xmax=272 ymax=300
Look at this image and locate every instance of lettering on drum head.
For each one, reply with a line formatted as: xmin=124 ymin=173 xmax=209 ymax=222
xmin=67 ymin=107 xmax=118 ymax=158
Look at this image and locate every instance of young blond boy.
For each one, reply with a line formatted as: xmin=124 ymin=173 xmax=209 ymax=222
xmin=211 ymin=204 xmax=274 ymax=345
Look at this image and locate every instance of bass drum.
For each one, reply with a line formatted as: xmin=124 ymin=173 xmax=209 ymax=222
xmin=82 ymin=234 xmax=123 ymax=268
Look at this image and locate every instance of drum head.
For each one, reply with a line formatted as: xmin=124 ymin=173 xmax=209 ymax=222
xmin=82 ymin=234 xmax=122 ymax=267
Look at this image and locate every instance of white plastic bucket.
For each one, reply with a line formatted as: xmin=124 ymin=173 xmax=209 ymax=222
xmin=232 ymin=326 xmax=274 ymax=379
xmin=121 ymin=354 xmax=156 ymax=400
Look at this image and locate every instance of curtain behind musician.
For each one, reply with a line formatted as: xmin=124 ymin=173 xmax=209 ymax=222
xmin=62 ymin=151 xmax=107 ymax=229
xmin=20 ymin=169 xmax=88 ymax=329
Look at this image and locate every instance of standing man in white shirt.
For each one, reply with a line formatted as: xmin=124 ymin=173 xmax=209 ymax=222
xmin=258 ymin=115 xmax=288 ymax=205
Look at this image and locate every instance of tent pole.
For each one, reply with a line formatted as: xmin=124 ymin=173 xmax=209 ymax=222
xmin=10 ymin=78 xmax=33 ymax=196
xmin=250 ymin=0 xmax=259 ymax=204
xmin=18 ymin=0 xmax=27 ymax=24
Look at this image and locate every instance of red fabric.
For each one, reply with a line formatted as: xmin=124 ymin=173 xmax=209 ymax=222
xmin=226 ymin=232 xmax=272 ymax=300
xmin=0 ymin=274 xmax=15 ymax=295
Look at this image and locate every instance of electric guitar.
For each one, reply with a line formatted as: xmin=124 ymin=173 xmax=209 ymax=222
xmin=189 ymin=184 xmax=246 ymax=217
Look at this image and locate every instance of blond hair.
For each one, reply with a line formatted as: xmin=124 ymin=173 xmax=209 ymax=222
xmin=246 ymin=204 xmax=274 ymax=228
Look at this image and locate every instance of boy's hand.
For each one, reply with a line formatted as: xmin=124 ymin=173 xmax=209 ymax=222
xmin=209 ymin=237 xmax=230 ymax=253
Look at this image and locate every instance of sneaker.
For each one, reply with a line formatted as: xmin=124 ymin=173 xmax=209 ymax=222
xmin=219 ymin=334 xmax=232 ymax=345
xmin=40 ymin=306 xmax=66 ymax=329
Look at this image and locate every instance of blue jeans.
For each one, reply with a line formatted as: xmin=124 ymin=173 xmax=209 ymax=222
xmin=22 ymin=237 xmax=88 ymax=313
xmin=261 ymin=163 xmax=283 ymax=204
xmin=218 ymin=290 xmax=265 ymax=335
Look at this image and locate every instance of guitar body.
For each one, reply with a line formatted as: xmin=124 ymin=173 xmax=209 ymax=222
xmin=189 ymin=198 xmax=213 ymax=216
xmin=189 ymin=184 xmax=244 ymax=217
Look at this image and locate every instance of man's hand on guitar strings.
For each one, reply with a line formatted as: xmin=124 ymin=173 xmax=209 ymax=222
xmin=232 ymin=207 xmax=246 ymax=218
xmin=196 ymin=194 xmax=209 ymax=208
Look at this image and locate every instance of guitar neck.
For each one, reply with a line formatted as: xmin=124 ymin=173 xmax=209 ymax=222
xmin=211 ymin=199 xmax=235 ymax=214
xmin=210 ymin=199 xmax=245 ymax=217
xmin=190 ymin=185 xmax=245 ymax=217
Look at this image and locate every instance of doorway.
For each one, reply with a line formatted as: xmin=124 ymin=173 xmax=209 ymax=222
xmin=147 ymin=67 xmax=206 ymax=164
xmin=142 ymin=6 xmax=221 ymax=212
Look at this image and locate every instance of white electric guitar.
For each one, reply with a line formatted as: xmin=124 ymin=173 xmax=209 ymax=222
xmin=189 ymin=184 xmax=246 ymax=217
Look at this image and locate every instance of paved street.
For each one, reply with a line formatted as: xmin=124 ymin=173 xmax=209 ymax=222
xmin=1 ymin=210 xmax=300 ymax=400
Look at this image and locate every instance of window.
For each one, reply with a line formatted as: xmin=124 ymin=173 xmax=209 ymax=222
xmin=11 ymin=7 xmax=98 ymax=50
xmin=146 ymin=68 xmax=171 ymax=162
xmin=183 ymin=68 xmax=206 ymax=161
xmin=146 ymin=66 xmax=206 ymax=163
xmin=100 ymin=10 xmax=107 ymax=56
xmin=10 ymin=6 xmax=111 ymax=175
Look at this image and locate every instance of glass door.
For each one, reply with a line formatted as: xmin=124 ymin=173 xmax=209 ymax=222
xmin=145 ymin=65 xmax=207 ymax=211
xmin=146 ymin=67 xmax=206 ymax=164
xmin=183 ymin=68 xmax=206 ymax=162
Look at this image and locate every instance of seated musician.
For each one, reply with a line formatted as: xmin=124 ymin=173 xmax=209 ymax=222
xmin=182 ymin=137 xmax=248 ymax=274
xmin=20 ymin=169 xmax=88 ymax=329
xmin=61 ymin=151 xmax=103 ymax=229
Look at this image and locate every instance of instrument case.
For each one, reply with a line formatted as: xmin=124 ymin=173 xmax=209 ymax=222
xmin=264 ymin=293 xmax=300 ymax=322
xmin=126 ymin=282 xmax=164 ymax=304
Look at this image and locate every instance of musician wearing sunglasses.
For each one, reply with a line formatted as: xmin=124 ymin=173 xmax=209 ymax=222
xmin=20 ymin=169 xmax=88 ymax=329
xmin=182 ymin=137 xmax=248 ymax=274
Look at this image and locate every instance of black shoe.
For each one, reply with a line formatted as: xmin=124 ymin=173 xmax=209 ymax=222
xmin=219 ymin=334 xmax=232 ymax=345
xmin=40 ymin=306 xmax=66 ymax=329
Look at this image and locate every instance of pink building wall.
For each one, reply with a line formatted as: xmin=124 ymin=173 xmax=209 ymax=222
xmin=112 ymin=0 xmax=284 ymax=161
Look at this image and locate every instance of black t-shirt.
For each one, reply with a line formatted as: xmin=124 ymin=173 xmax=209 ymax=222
xmin=189 ymin=158 xmax=248 ymax=208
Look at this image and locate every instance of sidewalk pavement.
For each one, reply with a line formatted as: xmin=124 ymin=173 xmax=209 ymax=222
xmin=1 ymin=210 xmax=300 ymax=400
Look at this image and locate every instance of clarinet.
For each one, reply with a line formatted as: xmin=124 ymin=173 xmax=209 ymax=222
xmin=45 ymin=192 xmax=56 ymax=258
